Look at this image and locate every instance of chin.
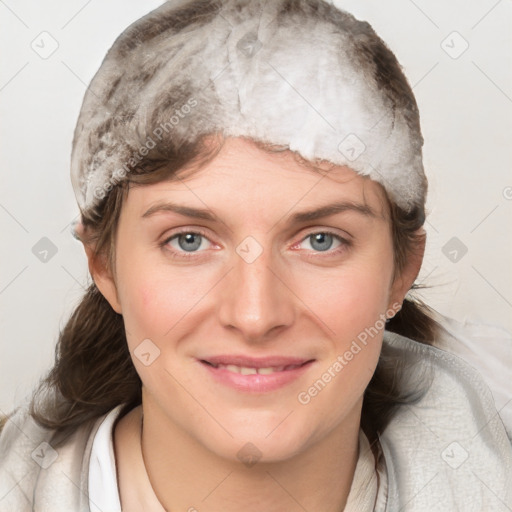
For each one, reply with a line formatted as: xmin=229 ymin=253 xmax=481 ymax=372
xmin=199 ymin=414 xmax=315 ymax=465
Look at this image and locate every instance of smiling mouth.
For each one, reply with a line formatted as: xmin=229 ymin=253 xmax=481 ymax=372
xmin=201 ymin=360 xmax=311 ymax=375
xmin=198 ymin=358 xmax=315 ymax=393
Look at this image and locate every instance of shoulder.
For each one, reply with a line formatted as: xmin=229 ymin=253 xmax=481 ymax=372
xmin=430 ymin=313 xmax=512 ymax=432
xmin=383 ymin=315 xmax=512 ymax=437
xmin=0 ymin=398 xmax=119 ymax=510
xmin=381 ymin=327 xmax=512 ymax=509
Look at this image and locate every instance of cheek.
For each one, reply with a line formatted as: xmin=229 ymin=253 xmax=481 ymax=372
xmin=121 ymin=275 xmax=186 ymax=341
xmin=117 ymin=256 xmax=215 ymax=347
xmin=117 ymin=267 xmax=203 ymax=395
xmin=294 ymin=260 xmax=390 ymax=430
xmin=294 ymin=252 xmax=393 ymax=340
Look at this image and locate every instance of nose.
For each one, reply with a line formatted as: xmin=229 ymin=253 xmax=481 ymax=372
xmin=217 ymin=242 xmax=295 ymax=343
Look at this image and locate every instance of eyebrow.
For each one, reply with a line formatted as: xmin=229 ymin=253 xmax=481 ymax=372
xmin=288 ymin=201 xmax=378 ymax=223
xmin=142 ymin=201 xmax=217 ymax=221
xmin=141 ymin=200 xmax=378 ymax=224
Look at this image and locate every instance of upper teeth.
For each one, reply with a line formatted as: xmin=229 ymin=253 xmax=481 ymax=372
xmin=214 ymin=364 xmax=300 ymax=374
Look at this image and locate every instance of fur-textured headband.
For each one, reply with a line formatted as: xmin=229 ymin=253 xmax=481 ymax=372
xmin=70 ymin=0 xmax=426 ymax=219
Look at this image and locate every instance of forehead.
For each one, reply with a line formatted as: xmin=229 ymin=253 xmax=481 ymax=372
xmin=124 ymin=136 xmax=390 ymax=220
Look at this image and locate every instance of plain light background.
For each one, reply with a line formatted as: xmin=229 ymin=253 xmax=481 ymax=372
xmin=1 ymin=0 xmax=511 ymax=414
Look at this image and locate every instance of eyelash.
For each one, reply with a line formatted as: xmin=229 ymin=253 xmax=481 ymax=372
xmin=160 ymin=228 xmax=352 ymax=260
xmin=160 ymin=229 xmax=213 ymax=260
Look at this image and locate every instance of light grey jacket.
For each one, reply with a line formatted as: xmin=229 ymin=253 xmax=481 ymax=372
xmin=1 ymin=330 xmax=511 ymax=511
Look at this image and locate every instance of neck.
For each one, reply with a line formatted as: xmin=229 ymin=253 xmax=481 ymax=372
xmin=138 ymin=397 xmax=363 ymax=512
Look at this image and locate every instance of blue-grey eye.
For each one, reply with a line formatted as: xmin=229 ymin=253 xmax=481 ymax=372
xmin=175 ymin=232 xmax=203 ymax=252
xmin=308 ymin=233 xmax=335 ymax=252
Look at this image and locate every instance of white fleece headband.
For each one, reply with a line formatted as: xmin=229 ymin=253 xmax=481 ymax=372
xmin=70 ymin=0 xmax=426 ymax=217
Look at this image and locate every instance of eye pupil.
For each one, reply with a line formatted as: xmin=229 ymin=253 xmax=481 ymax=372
xmin=310 ymin=233 xmax=333 ymax=252
xmin=178 ymin=233 xmax=202 ymax=252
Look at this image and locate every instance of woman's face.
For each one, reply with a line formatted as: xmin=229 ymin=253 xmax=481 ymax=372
xmin=96 ymin=136 xmax=414 ymax=463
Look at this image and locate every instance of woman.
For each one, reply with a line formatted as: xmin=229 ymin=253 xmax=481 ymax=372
xmin=0 ymin=0 xmax=510 ymax=510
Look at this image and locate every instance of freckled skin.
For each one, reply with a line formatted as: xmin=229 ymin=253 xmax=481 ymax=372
xmin=86 ymin=136 xmax=424 ymax=512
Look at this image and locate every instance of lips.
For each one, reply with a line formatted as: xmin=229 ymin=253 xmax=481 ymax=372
xmin=208 ymin=363 xmax=302 ymax=375
xmin=200 ymin=355 xmax=312 ymax=369
xmin=198 ymin=355 xmax=315 ymax=393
